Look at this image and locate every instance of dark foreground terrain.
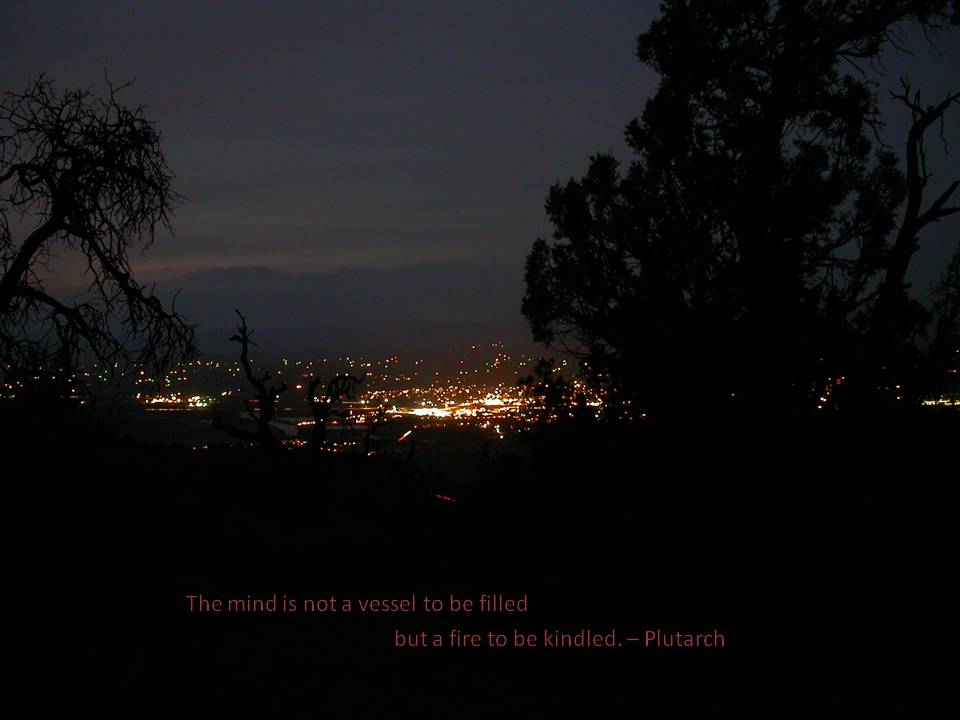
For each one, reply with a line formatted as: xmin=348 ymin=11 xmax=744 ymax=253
xmin=10 ymin=407 xmax=956 ymax=716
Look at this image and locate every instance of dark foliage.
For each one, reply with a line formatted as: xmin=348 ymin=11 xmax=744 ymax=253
xmin=523 ymin=1 xmax=959 ymax=417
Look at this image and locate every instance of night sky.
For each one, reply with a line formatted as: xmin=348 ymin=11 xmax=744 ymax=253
xmin=4 ymin=1 xmax=958 ymax=358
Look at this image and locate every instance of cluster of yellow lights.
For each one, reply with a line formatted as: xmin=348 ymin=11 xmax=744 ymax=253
xmin=397 ymin=390 xmax=532 ymax=421
xmin=816 ymin=376 xmax=847 ymax=410
xmin=119 ymin=358 xmax=612 ymax=433
xmin=136 ymin=392 xmax=216 ymax=408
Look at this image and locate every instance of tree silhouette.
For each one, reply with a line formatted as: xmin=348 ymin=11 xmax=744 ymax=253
xmin=523 ymin=1 xmax=959 ymax=417
xmin=847 ymin=83 xmax=960 ymax=405
xmin=926 ymin=244 xmax=960 ymax=396
xmin=0 ymin=76 xmax=195 ymax=389
xmin=361 ymin=404 xmax=391 ymax=456
xmin=307 ymin=372 xmax=365 ymax=451
xmin=213 ymin=310 xmax=286 ymax=449
xmin=516 ymin=358 xmax=576 ymax=425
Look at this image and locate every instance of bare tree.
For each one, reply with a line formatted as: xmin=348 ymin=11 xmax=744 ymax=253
xmin=927 ymin=244 xmax=960 ymax=395
xmin=213 ymin=310 xmax=286 ymax=449
xmin=0 ymin=76 xmax=195 ymax=388
xmin=361 ymin=404 xmax=391 ymax=456
xmin=307 ymin=372 xmax=365 ymax=451
xmin=866 ymin=83 xmax=960 ymax=344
